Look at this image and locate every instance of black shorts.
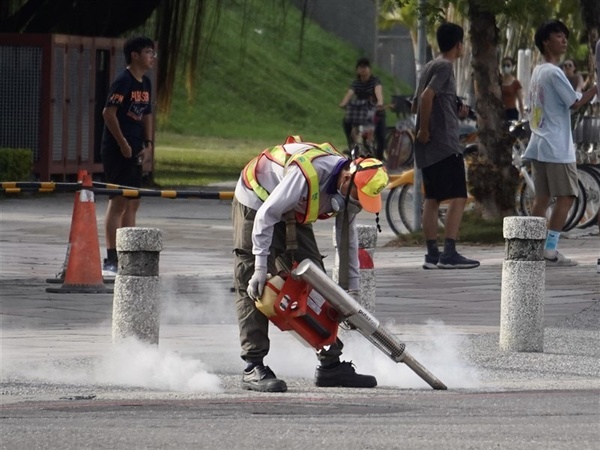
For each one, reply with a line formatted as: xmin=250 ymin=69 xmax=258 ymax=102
xmin=422 ymin=153 xmax=467 ymax=202
xmin=505 ymin=108 xmax=519 ymax=121
xmin=102 ymin=147 xmax=142 ymax=190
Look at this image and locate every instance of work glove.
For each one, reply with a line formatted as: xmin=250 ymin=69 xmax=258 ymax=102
xmin=247 ymin=266 xmax=268 ymax=301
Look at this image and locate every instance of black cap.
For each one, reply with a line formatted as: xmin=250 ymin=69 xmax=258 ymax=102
xmin=356 ymin=57 xmax=370 ymax=68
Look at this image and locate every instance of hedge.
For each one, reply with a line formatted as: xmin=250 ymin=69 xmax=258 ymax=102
xmin=0 ymin=148 xmax=33 ymax=181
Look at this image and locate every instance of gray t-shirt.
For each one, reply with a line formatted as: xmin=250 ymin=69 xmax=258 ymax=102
xmin=413 ymin=58 xmax=462 ymax=169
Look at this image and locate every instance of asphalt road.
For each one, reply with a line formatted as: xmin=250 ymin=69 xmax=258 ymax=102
xmin=1 ymin=193 xmax=599 ymax=449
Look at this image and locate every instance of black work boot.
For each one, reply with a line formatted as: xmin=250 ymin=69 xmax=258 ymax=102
xmin=241 ymin=365 xmax=287 ymax=392
xmin=314 ymin=361 xmax=377 ymax=388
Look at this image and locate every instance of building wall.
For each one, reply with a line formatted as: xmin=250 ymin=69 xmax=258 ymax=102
xmin=291 ymin=0 xmax=415 ymax=90
xmin=292 ymin=0 xmax=377 ymax=58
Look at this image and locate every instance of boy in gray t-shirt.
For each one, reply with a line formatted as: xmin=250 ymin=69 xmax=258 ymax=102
xmin=411 ymin=22 xmax=479 ymax=270
xmin=413 ymin=59 xmax=462 ymax=169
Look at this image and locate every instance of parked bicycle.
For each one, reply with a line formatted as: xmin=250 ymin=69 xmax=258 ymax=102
xmin=385 ymin=119 xmax=595 ymax=236
xmin=383 ymin=95 xmax=416 ymax=172
xmin=384 ymin=118 xmax=479 ymax=235
xmin=511 ymin=120 xmax=591 ymax=232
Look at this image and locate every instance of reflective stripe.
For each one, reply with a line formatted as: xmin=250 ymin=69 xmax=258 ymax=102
xmin=242 ymin=145 xmax=288 ymax=201
xmin=242 ymin=156 xmax=268 ymax=201
xmin=286 ymin=147 xmax=336 ymax=224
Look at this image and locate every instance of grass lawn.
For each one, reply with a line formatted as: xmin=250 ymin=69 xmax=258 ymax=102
xmin=152 ymin=134 xmax=274 ymax=187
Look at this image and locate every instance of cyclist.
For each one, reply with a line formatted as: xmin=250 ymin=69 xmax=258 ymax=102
xmin=339 ymin=57 xmax=386 ymax=160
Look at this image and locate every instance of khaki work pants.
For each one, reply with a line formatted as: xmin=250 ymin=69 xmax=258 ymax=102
xmin=232 ymin=197 xmax=344 ymax=365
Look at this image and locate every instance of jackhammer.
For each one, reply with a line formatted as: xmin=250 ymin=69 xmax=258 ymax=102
xmin=256 ymin=259 xmax=447 ymax=390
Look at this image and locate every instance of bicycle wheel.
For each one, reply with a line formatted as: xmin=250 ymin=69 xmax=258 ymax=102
xmin=398 ymin=183 xmax=418 ymax=233
xmin=385 ymin=184 xmax=408 ymax=236
xmin=384 ymin=129 xmax=414 ymax=171
xmin=563 ymin=179 xmax=586 ymax=232
xmin=517 ymin=178 xmax=535 ymax=217
xmin=575 ymin=164 xmax=600 ymax=228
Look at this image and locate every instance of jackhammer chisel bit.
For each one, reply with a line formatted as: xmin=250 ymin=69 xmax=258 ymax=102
xmin=292 ymin=259 xmax=447 ymax=390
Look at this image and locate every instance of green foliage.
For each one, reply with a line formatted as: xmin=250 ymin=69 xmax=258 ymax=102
xmin=381 ymin=0 xmax=587 ymax=61
xmin=0 ymin=148 xmax=33 ymax=181
xmin=159 ymin=0 xmax=411 ymax=150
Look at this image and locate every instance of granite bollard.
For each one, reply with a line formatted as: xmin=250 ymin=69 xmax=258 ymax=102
xmin=332 ymin=224 xmax=378 ymax=312
xmin=499 ymin=216 xmax=546 ymax=352
xmin=112 ymin=227 xmax=163 ymax=345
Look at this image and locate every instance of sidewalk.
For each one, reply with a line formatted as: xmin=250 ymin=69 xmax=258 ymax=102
xmin=1 ymin=194 xmax=599 ymax=404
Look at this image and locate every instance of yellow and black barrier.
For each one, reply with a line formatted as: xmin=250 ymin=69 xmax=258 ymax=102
xmin=1 ymin=181 xmax=234 ymax=200
xmin=92 ymin=188 xmax=234 ymax=200
xmin=1 ymin=181 xmax=81 ymax=193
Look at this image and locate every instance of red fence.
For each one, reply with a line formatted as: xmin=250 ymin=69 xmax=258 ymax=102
xmin=0 ymin=33 xmax=156 ymax=181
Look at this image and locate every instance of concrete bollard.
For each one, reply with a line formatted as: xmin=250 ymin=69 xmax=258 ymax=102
xmin=112 ymin=227 xmax=163 ymax=345
xmin=332 ymin=224 xmax=378 ymax=312
xmin=499 ymin=216 xmax=546 ymax=352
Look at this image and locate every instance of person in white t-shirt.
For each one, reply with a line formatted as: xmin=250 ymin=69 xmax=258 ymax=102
xmin=524 ymin=19 xmax=597 ymax=266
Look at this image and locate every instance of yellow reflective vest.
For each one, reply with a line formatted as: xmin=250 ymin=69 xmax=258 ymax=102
xmin=242 ymin=136 xmax=343 ymax=224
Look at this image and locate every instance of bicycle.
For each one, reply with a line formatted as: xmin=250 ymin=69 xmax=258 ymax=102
xmin=383 ymin=95 xmax=415 ymax=172
xmin=572 ymin=113 xmax=600 ymax=229
xmin=385 ymin=119 xmax=589 ymax=236
xmin=343 ymin=99 xmax=377 ymax=158
xmin=575 ymin=163 xmax=600 ymax=228
xmin=383 ymin=95 xmax=478 ymax=174
xmin=384 ymin=120 xmax=479 ymax=235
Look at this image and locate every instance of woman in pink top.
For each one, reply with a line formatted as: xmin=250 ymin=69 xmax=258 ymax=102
xmin=500 ymin=57 xmax=525 ymax=121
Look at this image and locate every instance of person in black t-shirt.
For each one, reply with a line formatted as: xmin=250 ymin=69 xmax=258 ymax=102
xmin=339 ymin=57 xmax=386 ymax=160
xmin=101 ymin=36 xmax=156 ymax=275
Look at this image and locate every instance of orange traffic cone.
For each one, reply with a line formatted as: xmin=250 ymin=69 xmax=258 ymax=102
xmin=46 ymin=170 xmax=114 ymax=285
xmin=46 ymin=170 xmax=86 ymax=284
xmin=46 ymin=173 xmax=112 ymax=294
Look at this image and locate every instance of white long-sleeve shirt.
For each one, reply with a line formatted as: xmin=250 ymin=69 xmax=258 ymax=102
xmin=234 ymin=143 xmax=360 ymax=290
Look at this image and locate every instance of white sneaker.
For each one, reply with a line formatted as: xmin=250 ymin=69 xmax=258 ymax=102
xmin=102 ymin=259 xmax=118 ymax=277
xmin=544 ymin=251 xmax=578 ymax=267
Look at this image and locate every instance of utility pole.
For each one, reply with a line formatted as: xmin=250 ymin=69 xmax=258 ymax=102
xmin=373 ymin=0 xmax=379 ymax=65
xmin=413 ymin=0 xmax=427 ymax=230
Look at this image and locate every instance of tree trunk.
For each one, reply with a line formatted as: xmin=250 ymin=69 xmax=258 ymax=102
xmin=580 ymin=0 xmax=600 ymax=85
xmin=466 ymin=0 xmax=519 ymax=219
